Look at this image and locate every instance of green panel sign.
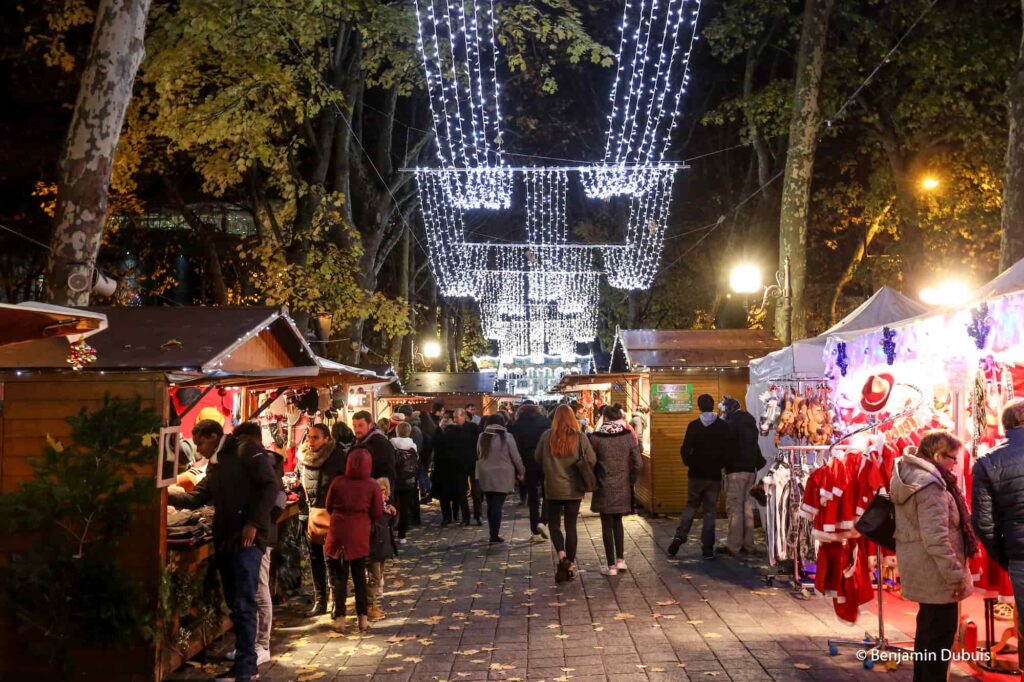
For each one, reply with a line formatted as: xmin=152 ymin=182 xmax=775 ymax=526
xmin=651 ymin=383 xmax=693 ymax=413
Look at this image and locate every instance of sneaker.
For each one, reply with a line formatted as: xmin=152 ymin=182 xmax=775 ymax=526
xmin=398 ymin=538 xmax=408 ymax=545
xmin=224 ymin=649 xmax=270 ymax=666
xmin=667 ymin=536 xmax=685 ymax=557
xmin=615 ymin=559 xmax=628 ymax=571
xmin=529 ymin=533 xmax=545 ymax=544
xmin=489 ymin=536 xmax=505 ymax=544
xmin=475 ymin=518 xmax=483 ymax=527
xmin=702 ymin=550 xmax=715 ymax=560
xmin=600 ymin=565 xmax=619 ymax=576
xmin=536 ymin=523 xmax=549 ymax=539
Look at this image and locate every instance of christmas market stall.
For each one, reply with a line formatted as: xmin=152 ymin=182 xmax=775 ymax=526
xmin=401 ymin=371 xmax=511 ymax=414
xmin=553 ymin=371 xmax=645 ymax=443
xmin=807 ymin=258 xmax=1024 ymax=668
xmin=0 ymin=305 xmax=388 ymax=680
xmin=610 ymin=328 xmax=780 ymax=515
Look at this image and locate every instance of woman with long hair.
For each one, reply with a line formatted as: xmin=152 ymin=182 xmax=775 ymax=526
xmin=296 ymin=423 xmax=347 ymax=617
xmin=475 ymin=412 xmax=525 ymax=543
xmin=590 ymin=404 xmax=643 ymax=576
xmin=537 ymin=403 xmax=597 ymax=582
xmin=324 ymin=447 xmax=383 ymax=634
xmin=891 ymin=430 xmax=977 ymax=682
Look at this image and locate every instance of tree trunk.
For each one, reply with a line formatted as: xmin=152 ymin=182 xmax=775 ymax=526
xmin=776 ymin=0 xmax=833 ymax=342
xmin=43 ymin=0 xmax=151 ymax=305
xmin=829 ymin=202 xmax=891 ymax=325
xmin=1001 ymin=1 xmax=1024 ymax=272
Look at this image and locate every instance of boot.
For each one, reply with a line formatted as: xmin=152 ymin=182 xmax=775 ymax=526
xmin=306 ymin=584 xmax=327 ymax=617
xmin=367 ymin=604 xmax=385 ymax=621
xmin=329 ymin=574 xmax=346 ymax=619
xmin=358 ymin=615 xmax=370 ymax=634
xmin=331 ymin=617 xmax=347 ymax=634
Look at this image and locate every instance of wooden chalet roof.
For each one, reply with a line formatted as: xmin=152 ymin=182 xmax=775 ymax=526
xmin=403 ymin=372 xmax=496 ymax=396
xmin=612 ymin=329 xmax=781 ymax=370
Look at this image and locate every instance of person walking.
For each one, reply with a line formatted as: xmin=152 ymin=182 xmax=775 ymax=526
xmin=352 ymin=410 xmax=397 ymax=501
xmin=475 ymin=413 xmax=525 ymax=543
xmin=390 ymin=421 xmax=420 ymax=543
xmin=719 ymin=396 xmax=764 ymax=556
xmin=324 ymin=447 xmax=383 ymax=634
xmin=455 ymin=408 xmax=483 ymax=526
xmin=295 ymin=423 xmax=347 ymax=617
xmin=972 ymin=399 xmax=1024 ymax=673
xmin=509 ymin=402 xmax=552 ymax=543
xmin=367 ymin=477 xmax=398 ymax=621
xmin=667 ymin=394 xmax=737 ymax=560
xmin=416 ymin=409 xmax=437 ymax=505
xmin=431 ymin=413 xmax=470 ymax=525
xmin=537 ymin=404 xmax=597 ymax=583
xmin=168 ymin=421 xmax=280 ymax=682
xmin=892 ymin=430 xmax=977 ymax=682
xmin=590 ymin=405 xmax=643 ymax=576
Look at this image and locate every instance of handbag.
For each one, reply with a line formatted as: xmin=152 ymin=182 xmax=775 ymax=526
xmin=854 ymin=492 xmax=896 ymax=551
xmin=306 ymin=467 xmax=330 ymax=545
xmin=574 ymin=436 xmax=597 ymax=493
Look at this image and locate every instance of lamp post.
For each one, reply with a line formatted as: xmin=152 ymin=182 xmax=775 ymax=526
xmin=413 ymin=338 xmax=442 ymax=370
xmin=730 ymin=255 xmax=793 ymax=346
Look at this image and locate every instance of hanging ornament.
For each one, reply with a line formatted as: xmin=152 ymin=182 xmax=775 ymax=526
xmin=835 ymin=341 xmax=849 ymax=377
xmin=966 ymin=302 xmax=992 ymax=350
xmin=67 ymin=337 xmax=97 ymax=371
xmin=881 ymin=327 xmax=897 ymax=366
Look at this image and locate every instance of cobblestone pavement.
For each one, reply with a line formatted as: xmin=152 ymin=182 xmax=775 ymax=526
xmin=168 ymin=500 xmax=943 ymax=682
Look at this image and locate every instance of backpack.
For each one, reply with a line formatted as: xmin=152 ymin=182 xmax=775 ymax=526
xmin=395 ymin=447 xmax=419 ymax=491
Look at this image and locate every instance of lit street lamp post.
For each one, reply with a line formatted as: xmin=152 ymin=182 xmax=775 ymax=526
xmin=730 ymin=255 xmax=793 ymax=346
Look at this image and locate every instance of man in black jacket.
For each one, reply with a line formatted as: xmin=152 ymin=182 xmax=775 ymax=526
xmin=973 ymin=398 xmax=1024 ymax=659
xmin=668 ymin=394 xmax=739 ymax=560
xmin=720 ymin=396 xmax=764 ymax=556
xmin=509 ymin=403 xmax=552 ymax=542
xmin=352 ymin=410 xmax=397 ymax=500
xmin=454 ymin=408 xmax=482 ymax=525
xmin=169 ymin=420 xmax=280 ymax=682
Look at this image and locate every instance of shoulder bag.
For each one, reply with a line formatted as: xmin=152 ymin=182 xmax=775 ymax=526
xmin=574 ymin=435 xmax=598 ymax=493
xmin=307 ymin=467 xmax=331 ymax=545
xmin=854 ymin=492 xmax=896 ymax=551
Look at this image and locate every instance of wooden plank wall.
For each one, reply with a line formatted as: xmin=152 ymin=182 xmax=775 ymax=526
xmin=0 ymin=372 xmax=167 ymax=680
xmin=219 ymin=328 xmax=297 ymax=372
xmin=638 ymin=368 xmax=750 ymax=516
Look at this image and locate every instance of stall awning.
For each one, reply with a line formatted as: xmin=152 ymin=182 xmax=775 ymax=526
xmin=612 ymin=329 xmax=781 ymax=370
xmin=404 ymin=372 xmax=496 ymax=396
xmin=0 ymin=302 xmax=107 ymax=347
xmin=169 ymin=358 xmax=390 ymax=390
xmin=555 ymin=372 xmax=643 ymax=393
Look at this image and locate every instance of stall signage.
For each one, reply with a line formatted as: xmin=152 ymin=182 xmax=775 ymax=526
xmin=651 ymin=383 xmax=693 ymax=412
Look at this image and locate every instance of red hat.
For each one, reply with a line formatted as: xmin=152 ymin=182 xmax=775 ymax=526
xmin=860 ymin=373 xmax=894 ymax=414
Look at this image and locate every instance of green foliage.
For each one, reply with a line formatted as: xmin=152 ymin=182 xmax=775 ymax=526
xmin=158 ymin=559 xmax=225 ymax=655
xmin=0 ymin=395 xmax=162 ymax=663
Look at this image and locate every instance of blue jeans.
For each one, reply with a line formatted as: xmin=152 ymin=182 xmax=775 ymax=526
xmin=216 ymin=546 xmax=264 ymax=677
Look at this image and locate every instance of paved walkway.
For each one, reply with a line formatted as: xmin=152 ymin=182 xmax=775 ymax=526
xmin=168 ymin=500 xmax=938 ymax=681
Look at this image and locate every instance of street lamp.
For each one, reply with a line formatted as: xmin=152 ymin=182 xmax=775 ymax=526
xmin=729 ymin=255 xmax=792 ymax=345
xmin=422 ymin=339 xmax=442 ymax=359
xmin=920 ymin=176 xmax=940 ymax=191
xmin=919 ymin=280 xmax=972 ymax=307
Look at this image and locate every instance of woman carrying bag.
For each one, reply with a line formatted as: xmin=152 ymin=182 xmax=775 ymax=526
xmin=324 ymin=447 xmax=383 ymax=634
xmin=537 ymin=404 xmax=597 ymax=583
xmin=891 ymin=431 xmax=978 ymax=682
xmin=295 ymin=423 xmax=347 ymax=617
xmin=590 ymin=404 xmax=643 ymax=576
xmin=475 ymin=413 xmax=525 ymax=544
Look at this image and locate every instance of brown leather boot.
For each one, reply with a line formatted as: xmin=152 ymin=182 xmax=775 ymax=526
xmin=358 ymin=615 xmax=370 ymax=634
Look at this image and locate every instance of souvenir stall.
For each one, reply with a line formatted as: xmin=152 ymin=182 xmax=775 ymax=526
xmin=553 ymin=371 xmax=644 ymax=437
xmin=610 ymin=328 xmax=781 ymax=515
xmin=813 ymin=260 xmax=1024 ymax=672
xmin=0 ymin=306 xmax=387 ymax=680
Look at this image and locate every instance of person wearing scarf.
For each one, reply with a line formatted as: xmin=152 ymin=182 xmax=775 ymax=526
xmin=891 ymin=430 xmax=976 ymax=682
xmin=589 ymin=405 xmax=642 ymax=575
xmin=295 ymin=424 xmax=347 ymax=617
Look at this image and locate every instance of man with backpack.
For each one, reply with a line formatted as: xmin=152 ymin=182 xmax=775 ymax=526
xmin=390 ymin=421 xmax=420 ymax=543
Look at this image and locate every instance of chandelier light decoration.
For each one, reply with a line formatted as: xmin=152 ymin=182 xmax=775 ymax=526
xmin=412 ymin=0 xmax=702 ymax=359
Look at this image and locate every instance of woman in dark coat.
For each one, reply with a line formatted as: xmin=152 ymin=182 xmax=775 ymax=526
xmin=325 ymin=447 xmax=382 ymax=634
xmin=590 ymin=405 xmax=643 ymax=576
xmin=295 ymin=423 xmax=347 ymax=616
xmin=430 ymin=416 xmax=469 ymax=524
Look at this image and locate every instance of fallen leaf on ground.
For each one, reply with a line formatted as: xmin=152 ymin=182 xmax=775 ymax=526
xmin=404 ymin=656 xmax=423 ymax=663
xmin=385 ymin=667 xmax=404 ymax=673
xmin=555 ymin=634 xmax=570 ymax=640
xmin=794 ymin=663 xmax=811 ymax=670
xmin=652 ymin=667 xmax=666 ymax=672
xmin=297 ymin=673 xmax=326 ymax=682
xmin=490 ymin=663 xmax=516 ymax=671
xmin=704 ymin=632 xmax=723 ymax=639
xmin=656 ymin=599 xmax=678 ymax=606
xmin=687 ymin=620 xmax=703 ymax=625
xmin=613 ymin=613 xmax=635 ymax=620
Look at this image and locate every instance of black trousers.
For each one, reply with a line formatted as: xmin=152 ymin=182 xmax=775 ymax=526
xmin=441 ymin=493 xmax=469 ymax=523
xmin=913 ymin=602 xmax=958 ymax=682
xmin=484 ymin=492 xmax=507 ymax=540
xmin=469 ymin=476 xmax=482 ymax=520
xmin=302 ymin=521 xmax=327 ymax=599
xmin=396 ymin=488 xmax=418 ymax=538
xmin=600 ymin=513 xmax=625 ymax=566
xmin=524 ymin=465 xmax=546 ymax=535
xmin=548 ymin=499 xmax=581 ymax=562
xmin=327 ymin=555 xmax=368 ymax=617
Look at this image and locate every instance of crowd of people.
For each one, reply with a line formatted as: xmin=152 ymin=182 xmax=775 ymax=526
xmin=168 ymin=390 xmax=1024 ymax=682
